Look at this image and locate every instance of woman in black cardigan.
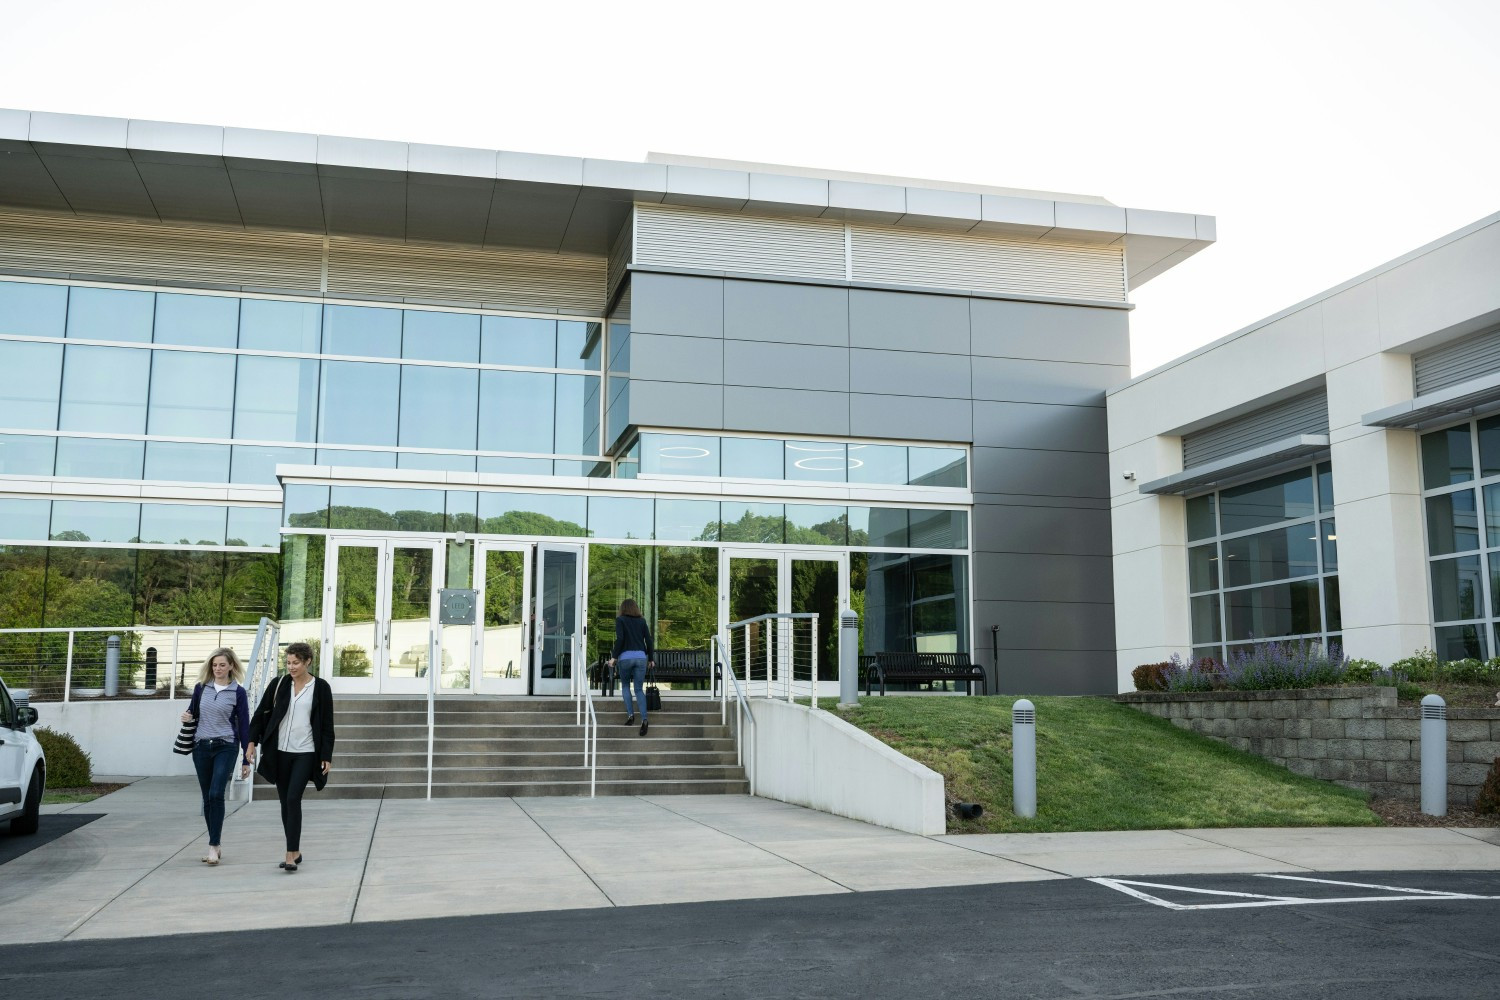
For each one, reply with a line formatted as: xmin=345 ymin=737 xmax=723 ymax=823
xmin=247 ymin=641 xmax=335 ymax=873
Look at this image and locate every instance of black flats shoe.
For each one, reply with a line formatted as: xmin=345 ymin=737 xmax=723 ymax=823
xmin=639 ymin=720 xmax=649 ymax=736
xmin=623 ymin=714 xmax=636 ymax=726
xmin=279 ymin=854 xmax=303 ymax=871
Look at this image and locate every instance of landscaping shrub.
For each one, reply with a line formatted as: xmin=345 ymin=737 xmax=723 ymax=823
xmin=1390 ymin=649 xmax=1439 ymax=682
xmin=1132 ymin=662 xmax=1172 ymax=691
xmin=1342 ymin=658 xmax=1384 ymax=683
xmin=1476 ymin=758 xmax=1500 ymax=816
xmin=34 ymin=727 xmax=92 ymax=787
xmin=1220 ymin=640 xmax=1345 ymax=690
xmin=1162 ymin=653 xmax=1220 ymax=692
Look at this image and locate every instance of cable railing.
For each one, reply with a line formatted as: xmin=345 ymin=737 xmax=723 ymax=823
xmin=725 ymin=612 xmax=821 ymax=709
xmin=713 ymin=634 xmax=757 ymax=795
xmin=0 ymin=624 xmax=272 ymax=702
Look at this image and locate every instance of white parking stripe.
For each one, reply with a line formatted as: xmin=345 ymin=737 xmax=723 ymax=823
xmin=1089 ymin=875 xmax=1500 ymax=911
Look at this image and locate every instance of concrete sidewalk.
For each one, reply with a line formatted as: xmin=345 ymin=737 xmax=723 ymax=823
xmin=5 ymin=777 xmax=1498 ymax=945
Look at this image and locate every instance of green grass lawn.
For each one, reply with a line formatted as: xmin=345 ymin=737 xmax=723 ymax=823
xmin=838 ymin=696 xmax=1381 ymax=834
xmin=42 ymin=783 xmax=126 ymax=805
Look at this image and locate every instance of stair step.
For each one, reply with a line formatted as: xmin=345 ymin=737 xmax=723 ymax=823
xmin=317 ymin=779 xmax=751 ymax=799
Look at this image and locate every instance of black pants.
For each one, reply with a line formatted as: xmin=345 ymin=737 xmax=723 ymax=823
xmin=273 ymin=751 xmax=318 ymax=852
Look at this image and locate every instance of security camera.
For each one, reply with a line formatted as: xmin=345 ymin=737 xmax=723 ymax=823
xmin=1122 ymin=470 xmax=1136 ymax=481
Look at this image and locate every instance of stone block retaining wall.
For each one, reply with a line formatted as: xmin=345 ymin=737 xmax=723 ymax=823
xmin=1116 ymin=687 xmax=1500 ymax=806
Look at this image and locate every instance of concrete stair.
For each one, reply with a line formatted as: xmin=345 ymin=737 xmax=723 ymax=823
xmin=286 ymin=696 xmax=748 ymax=799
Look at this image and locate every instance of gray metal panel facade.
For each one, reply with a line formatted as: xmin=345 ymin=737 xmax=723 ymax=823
xmin=1413 ymin=325 xmax=1500 ymax=396
xmin=1180 ymin=389 xmax=1329 ymax=468
xmin=628 ymin=271 xmax=1127 ymax=694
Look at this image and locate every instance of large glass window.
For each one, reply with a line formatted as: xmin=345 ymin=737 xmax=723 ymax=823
xmin=233 ymin=356 xmax=319 ymax=442
xmin=318 ymin=362 xmax=400 ymax=446
xmin=0 ymin=434 xmax=56 ymax=476
xmin=0 ymin=341 xmax=62 ymax=429
xmin=59 ymin=346 xmax=151 ymax=434
xmin=54 ymin=438 xmax=144 ymax=480
xmin=403 ymin=310 xmax=479 ymax=363
xmin=399 ymin=365 xmax=478 ymax=451
xmin=145 ymin=441 xmax=231 ymax=483
xmin=153 ymin=293 xmax=238 ymax=348
xmin=478 ymin=370 xmax=554 ymax=454
xmin=50 ymin=500 xmax=141 ymax=543
xmin=0 ymin=281 xmax=67 ymax=338
xmin=66 ymin=287 xmax=154 ymax=343
xmin=637 ymin=432 xmax=968 ymax=489
xmin=1420 ymin=416 xmax=1500 ymax=659
xmin=323 ymin=304 xmax=401 ymax=358
xmin=147 ymin=351 xmax=236 ymax=437
xmin=239 ymin=299 xmax=321 ymax=353
xmin=1186 ymin=461 xmax=1338 ymax=662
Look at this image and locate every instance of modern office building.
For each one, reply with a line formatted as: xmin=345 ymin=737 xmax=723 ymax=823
xmin=0 ymin=108 xmax=1214 ymax=698
xmin=1109 ymin=211 xmax=1500 ymax=689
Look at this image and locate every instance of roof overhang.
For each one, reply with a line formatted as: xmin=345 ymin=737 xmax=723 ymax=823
xmin=0 ymin=108 xmax=1213 ymax=282
xmin=1138 ymin=434 xmax=1331 ymax=497
xmin=1363 ymin=371 xmax=1500 ymax=430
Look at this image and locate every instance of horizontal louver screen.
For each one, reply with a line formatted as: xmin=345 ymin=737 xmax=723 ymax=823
xmin=607 ymin=220 xmax=632 ymax=304
xmin=633 ymin=204 xmax=847 ymax=281
xmin=850 ymin=225 xmax=1126 ymax=302
xmin=1414 ymin=326 xmax=1500 ymax=396
xmin=0 ymin=209 xmax=322 ymax=291
xmin=1182 ymin=389 xmax=1329 ymax=468
xmin=325 ymin=238 xmax=606 ymax=315
xmin=631 ymin=204 xmax=1127 ymax=302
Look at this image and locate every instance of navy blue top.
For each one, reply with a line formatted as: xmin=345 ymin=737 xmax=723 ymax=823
xmin=611 ymin=615 xmax=653 ymax=660
xmin=190 ymin=683 xmax=250 ymax=753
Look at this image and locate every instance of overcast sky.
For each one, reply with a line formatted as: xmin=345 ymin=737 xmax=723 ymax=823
xmin=3 ymin=0 xmax=1495 ymax=375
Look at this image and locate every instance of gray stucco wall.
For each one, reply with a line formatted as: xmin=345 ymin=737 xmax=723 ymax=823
xmin=625 ymin=270 xmax=1129 ymax=695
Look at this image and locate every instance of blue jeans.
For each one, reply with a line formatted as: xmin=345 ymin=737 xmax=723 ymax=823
xmin=618 ymin=657 xmax=648 ymax=721
xmin=192 ymin=737 xmax=238 ymax=846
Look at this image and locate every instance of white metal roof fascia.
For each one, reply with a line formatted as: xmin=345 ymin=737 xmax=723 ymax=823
xmin=0 ymin=107 xmax=1211 ymax=258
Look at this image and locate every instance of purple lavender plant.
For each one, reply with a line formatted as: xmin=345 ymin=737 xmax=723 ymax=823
xmin=1220 ymin=639 xmax=1345 ymax=691
xmin=1163 ymin=652 xmax=1220 ymax=692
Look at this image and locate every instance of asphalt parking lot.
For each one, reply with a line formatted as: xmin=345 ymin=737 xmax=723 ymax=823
xmin=5 ymin=870 xmax=1498 ymax=1000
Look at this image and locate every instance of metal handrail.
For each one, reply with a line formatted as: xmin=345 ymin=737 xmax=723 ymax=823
xmin=582 ymin=688 xmax=598 ymax=797
xmin=713 ymin=635 xmax=757 ymax=796
xmin=426 ymin=628 xmax=437 ymax=801
xmin=241 ymin=617 xmax=280 ymax=804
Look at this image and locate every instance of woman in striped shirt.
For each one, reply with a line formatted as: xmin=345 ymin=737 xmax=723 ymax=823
xmin=183 ymin=647 xmax=250 ymax=866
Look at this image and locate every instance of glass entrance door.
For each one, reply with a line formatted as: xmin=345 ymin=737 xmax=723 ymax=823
xmin=719 ymin=550 xmax=847 ymax=695
xmin=474 ymin=542 xmax=531 ymax=695
xmin=322 ymin=537 xmax=443 ymax=695
xmin=534 ymin=543 xmax=586 ymax=696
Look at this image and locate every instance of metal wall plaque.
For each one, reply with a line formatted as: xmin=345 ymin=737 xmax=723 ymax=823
xmin=438 ymin=588 xmax=478 ymax=625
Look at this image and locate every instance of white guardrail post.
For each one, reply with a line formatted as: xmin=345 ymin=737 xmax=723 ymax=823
xmin=63 ymin=630 xmax=74 ymax=704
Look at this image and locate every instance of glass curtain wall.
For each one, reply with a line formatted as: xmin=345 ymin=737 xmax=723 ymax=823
xmin=1185 ymin=462 xmax=1339 ymax=662
xmin=0 ymin=280 xmax=604 ymax=484
xmin=1419 ymin=415 xmax=1500 ymax=659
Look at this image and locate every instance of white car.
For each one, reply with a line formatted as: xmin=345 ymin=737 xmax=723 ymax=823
xmin=0 ymin=677 xmax=44 ymax=835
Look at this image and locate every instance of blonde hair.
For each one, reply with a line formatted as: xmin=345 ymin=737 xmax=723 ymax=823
xmin=196 ymin=647 xmax=246 ymax=686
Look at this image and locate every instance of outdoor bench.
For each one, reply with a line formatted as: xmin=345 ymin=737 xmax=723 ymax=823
xmin=593 ymin=648 xmax=713 ymax=697
xmin=865 ymin=652 xmax=987 ymax=696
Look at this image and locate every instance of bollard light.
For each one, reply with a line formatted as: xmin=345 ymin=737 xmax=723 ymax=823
xmin=1012 ymin=698 xmax=1037 ymax=819
xmin=104 ymin=634 xmax=121 ymax=698
xmin=1421 ymin=694 xmax=1447 ymax=817
xmin=838 ymin=610 xmax=860 ymax=708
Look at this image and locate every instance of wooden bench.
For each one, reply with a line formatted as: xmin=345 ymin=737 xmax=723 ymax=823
xmin=592 ymin=648 xmax=714 ymax=697
xmin=865 ymin=652 xmax=987 ymax=696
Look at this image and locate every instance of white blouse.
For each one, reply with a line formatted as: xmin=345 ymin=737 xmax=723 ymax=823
xmin=278 ymin=680 xmax=317 ymax=754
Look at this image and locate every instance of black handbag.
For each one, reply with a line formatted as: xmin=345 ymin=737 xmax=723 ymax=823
xmin=646 ymin=684 xmax=662 ymax=712
xmin=171 ymin=684 xmax=204 ymax=755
